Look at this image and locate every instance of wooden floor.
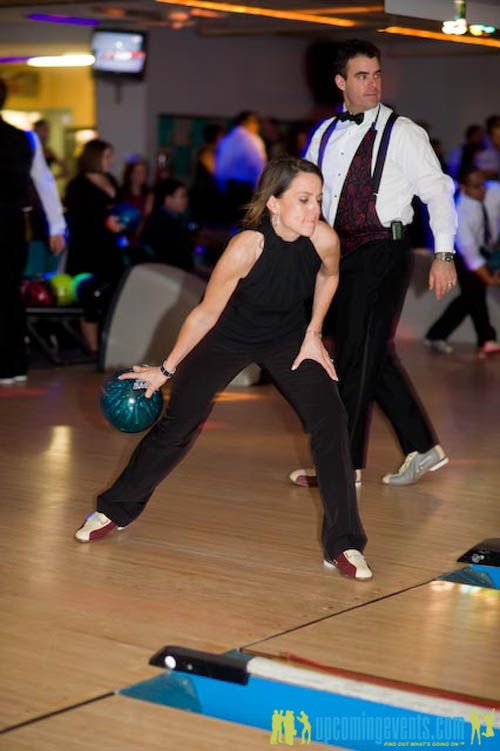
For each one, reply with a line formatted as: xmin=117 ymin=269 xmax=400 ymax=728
xmin=1 ymin=341 xmax=499 ymax=748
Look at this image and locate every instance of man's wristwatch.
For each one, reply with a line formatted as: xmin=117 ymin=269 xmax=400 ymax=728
xmin=434 ymin=252 xmax=455 ymax=263
xmin=160 ymin=363 xmax=176 ymax=379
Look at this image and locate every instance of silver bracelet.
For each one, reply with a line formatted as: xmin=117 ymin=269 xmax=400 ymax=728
xmin=160 ymin=363 xmax=176 ymax=379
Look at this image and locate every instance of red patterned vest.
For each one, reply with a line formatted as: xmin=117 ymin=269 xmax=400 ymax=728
xmin=334 ymin=126 xmax=390 ymax=258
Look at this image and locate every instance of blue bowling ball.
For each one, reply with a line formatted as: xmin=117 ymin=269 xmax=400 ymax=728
xmin=112 ymin=202 xmax=142 ymax=233
xmin=100 ymin=369 xmax=164 ymax=433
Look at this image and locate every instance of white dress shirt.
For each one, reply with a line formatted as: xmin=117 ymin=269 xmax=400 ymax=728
xmin=28 ymin=131 xmax=66 ymax=236
xmin=455 ymin=182 xmax=500 ymax=271
xmin=305 ymin=103 xmax=457 ymax=253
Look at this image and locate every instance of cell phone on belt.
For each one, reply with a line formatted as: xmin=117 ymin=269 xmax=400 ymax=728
xmin=391 ymin=220 xmax=403 ymax=241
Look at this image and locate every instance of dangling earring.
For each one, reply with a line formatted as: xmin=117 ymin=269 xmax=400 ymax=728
xmin=271 ymin=211 xmax=280 ymax=228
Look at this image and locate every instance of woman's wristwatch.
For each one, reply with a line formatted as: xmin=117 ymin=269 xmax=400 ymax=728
xmin=160 ymin=363 xmax=176 ymax=379
xmin=434 ymin=252 xmax=455 ymax=262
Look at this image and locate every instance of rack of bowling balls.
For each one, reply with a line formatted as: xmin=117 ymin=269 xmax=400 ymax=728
xmin=22 ymin=273 xmax=107 ymax=365
xmin=21 ymin=272 xmax=100 ymax=309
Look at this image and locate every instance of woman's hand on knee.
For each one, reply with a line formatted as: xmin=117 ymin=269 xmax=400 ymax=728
xmin=291 ymin=337 xmax=338 ymax=381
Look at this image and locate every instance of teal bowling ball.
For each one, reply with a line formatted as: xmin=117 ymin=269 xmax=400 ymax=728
xmin=100 ymin=369 xmax=164 ymax=433
xmin=71 ymin=272 xmax=94 ymax=301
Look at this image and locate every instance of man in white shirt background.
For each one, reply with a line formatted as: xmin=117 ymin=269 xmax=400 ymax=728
xmin=0 ymin=77 xmax=66 ymax=384
xmin=290 ymin=39 xmax=457 ymax=488
xmin=425 ymin=168 xmax=500 ymax=359
xmin=214 ymin=110 xmax=266 ymax=222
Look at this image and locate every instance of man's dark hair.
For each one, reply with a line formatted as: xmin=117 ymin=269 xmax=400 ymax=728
xmin=457 ymin=165 xmax=483 ymax=185
xmin=485 ymin=114 xmax=500 ymax=134
xmin=334 ymin=39 xmax=381 ymax=79
xmin=0 ymin=78 xmax=7 ymax=110
xmin=465 ymin=124 xmax=482 ymax=140
xmin=153 ymin=178 xmax=185 ymax=211
xmin=234 ymin=110 xmax=258 ymax=127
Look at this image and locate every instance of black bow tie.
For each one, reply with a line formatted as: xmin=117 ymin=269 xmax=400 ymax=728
xmin=337 ymin=111 xmax=364 ymax=125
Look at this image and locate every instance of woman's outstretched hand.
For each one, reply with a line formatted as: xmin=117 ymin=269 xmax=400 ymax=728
xmin=118 ymin=365 xmax=167 ymax=399
xmin=291 ymin=333 xmax=338 ymax=381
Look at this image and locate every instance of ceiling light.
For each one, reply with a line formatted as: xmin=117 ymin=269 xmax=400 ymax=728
xmin=380 ymin=26 xmax=500 ymax=48
xmin=27 ymin=13 xmax=99 ymax=26
xmin=469 ymin=24 xmax=496 ymax=36
xmin=155 ymin=0 xmax=357 ymax=28
xmin=27 ymin=54 xmax=96 ymax=67
xmin=442 ymin=19 xmax=467 ymax=35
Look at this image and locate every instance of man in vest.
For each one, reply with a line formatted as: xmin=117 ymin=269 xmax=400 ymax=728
xmin=290 ymin=39 xmax=457 ymax=487
xmin=0 ymin=78 xmax=66 ymax=384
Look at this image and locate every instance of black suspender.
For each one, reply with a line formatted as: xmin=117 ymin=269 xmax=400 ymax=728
xmin=371 ymin=111 xmax=398 ymax=195
xmin=316 ymin=110 xmax=399 ymax=195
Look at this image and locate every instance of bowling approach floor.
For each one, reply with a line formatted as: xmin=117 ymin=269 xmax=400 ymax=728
xmin=1 ymin=340 xmax=499 ymax=750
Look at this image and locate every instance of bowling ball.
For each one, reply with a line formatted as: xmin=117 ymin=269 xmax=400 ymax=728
xmin=23 ymin=279 xmax=55 ymax=307
xmin=100 ymin=369 xmax=164 ymax=433
xmin=76 ymin=276 xmax=112 ymax=315
xmin=71 ymin=272 xmax=94 ymax=301
xmin=49 ymin=273 xmax=75 ymax=306
xmin=112 ymin=202 xmax=142 ymax=233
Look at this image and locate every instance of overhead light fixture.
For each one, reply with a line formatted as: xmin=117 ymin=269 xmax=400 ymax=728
xmin=27 ymin=53 xmax=96 ymax=67
xmin=155 ymin=0 xmax=357 ymax=28
xmin=442 ymin=19 xmax=467 ymax=35
xmin=380 ymin=26 xmax=500 ymax=49
xmin=27 ymin=13 xmax=99 ymax=26
xmin=469 ymin=24 xmax=496 ymax=36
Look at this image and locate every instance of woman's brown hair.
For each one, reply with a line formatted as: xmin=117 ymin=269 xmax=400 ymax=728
xmin=243 ymin=156 xmax=323 ymax=229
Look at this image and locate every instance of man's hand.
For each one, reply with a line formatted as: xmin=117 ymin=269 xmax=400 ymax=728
xmin=49 ymin=234 xmax=65 ymax=254
xmin=429 ymin=259 xmax=457 ymax=300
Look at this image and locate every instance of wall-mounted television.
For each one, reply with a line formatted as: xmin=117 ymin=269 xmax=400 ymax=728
xmin=91 ymin=29 xmax=147 ymax=79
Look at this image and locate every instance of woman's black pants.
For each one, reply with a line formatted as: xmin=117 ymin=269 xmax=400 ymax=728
xmin=97 ymin=331 xmax=367 ymax=559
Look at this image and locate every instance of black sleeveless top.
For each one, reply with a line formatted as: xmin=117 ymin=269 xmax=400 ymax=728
xmin=213 ymin=216 xmax=322 ymax=345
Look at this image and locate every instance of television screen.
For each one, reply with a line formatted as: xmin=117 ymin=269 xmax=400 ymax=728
xmin=91 ymin=30 xmax=147 ymax=77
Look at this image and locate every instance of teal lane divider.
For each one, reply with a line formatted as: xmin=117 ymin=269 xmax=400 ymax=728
xmin=439 ymin=564 xmax=500 ymax=590
xmin=120 ymin=668 xmax=497 ymax=749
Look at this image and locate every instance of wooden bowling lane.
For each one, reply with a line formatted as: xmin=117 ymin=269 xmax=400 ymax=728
xmin=2 ymin=695 xmax=340 ymax=750
xmin=244 ymin=581 xmax=500 ymax=705
xmin=1 ymin=341 xmax=499 ymax=734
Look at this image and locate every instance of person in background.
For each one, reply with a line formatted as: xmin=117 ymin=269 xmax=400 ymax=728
xmin=425 ymin=168 xmax=500 ymax=358
xmin=446 ymin=124 xmax=485 ymax=183
xmin=140 ymin=178 xmax=193 ymax=272
xmin=74 ymin=156 xmax=372 ymax=581
xmin=475 ymin=115 xmax=500 ymax=180
xmin=0 ymin=78 xmax=66 ymax=385
xmin=290 ymin=39 xmax=457 ymax=489
xmin=119 ymin=156 xmax=153 ymax=219
xmin=65 ymin=139 xmax=124 ymax=354
xmin=190 ymin=123 xmax=224 ymax=224
xmin=214 ymin=111 xmax=267 ymax=222
xmin=33 ymin=119 xmax=67 ymax=179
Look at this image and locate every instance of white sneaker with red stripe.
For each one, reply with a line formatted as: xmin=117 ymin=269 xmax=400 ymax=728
xmin=289 ymin=468 xmax=362 ymax=487
xmin=74 ymin=511 xmax=125 ymax=543
xmin=324 ymin=549 xmax=373 ymax=580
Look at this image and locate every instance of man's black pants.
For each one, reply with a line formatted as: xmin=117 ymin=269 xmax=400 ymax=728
xmin=426 ymin=253 xmax=496 ymax=347
xmin=98 ymin=331 xmax=367 ymax=559
xmin=332 ymin=238 xmax=437 ymax=469
xmin=0 ymin=213 xmax=28 ymax=378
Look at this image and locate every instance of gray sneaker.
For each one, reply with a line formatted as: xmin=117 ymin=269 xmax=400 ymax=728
xmin=424 ymin=338 xmax=454 ymax=355
xmin=382 ymin=445 xmax=448 ymax=486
